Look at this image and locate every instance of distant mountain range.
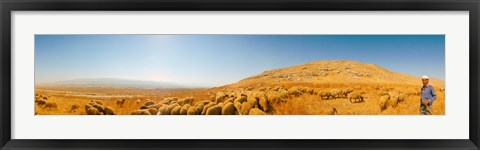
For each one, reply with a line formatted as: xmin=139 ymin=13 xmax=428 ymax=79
xmin=39 ymin=78 xmax=206 ymax=89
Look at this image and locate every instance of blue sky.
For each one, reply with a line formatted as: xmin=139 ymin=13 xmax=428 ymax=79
xmin=35 ymin=35 xmax=445 ymax=87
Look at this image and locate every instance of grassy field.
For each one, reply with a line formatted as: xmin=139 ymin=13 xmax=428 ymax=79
xmin=35 ymin=83 xmax=445 ymax=115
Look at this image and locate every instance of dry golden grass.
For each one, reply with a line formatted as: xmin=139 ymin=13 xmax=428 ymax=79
xmin=35 ymin=86 xmax=211 ymax=115
xmin=268 ymin=84 xmax=445 ymax=115
xmin=35 ymin=83 xmax=445 ymax=115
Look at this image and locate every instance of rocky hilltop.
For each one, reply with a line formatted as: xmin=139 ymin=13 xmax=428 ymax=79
xmin=227 ymin=60 xmax=444 ymax=88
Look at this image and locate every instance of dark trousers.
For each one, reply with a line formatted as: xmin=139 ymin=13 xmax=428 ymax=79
xmin=420 ymin=99 xmax=433 ymax=115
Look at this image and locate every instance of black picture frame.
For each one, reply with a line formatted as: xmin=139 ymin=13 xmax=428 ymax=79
xmin=1 ymin=0 xmax=479 ymax=149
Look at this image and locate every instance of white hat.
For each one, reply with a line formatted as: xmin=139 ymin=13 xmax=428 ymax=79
xmin=421 ymin=75 xmax=429 ymax=79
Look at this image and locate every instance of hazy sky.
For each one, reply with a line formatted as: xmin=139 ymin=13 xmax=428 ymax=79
xmin=35 ymin=35 xmax=445 ymax=87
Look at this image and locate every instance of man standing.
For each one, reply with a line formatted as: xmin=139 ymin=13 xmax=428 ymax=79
xmin=420 ymin=75 xmax=437 ymax=115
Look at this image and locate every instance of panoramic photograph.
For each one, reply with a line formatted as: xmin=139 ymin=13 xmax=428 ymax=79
xmin=34 ymin=35 xmax=445 ymax=115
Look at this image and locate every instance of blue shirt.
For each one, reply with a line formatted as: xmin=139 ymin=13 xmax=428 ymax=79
xmin=421 ymin=84 xmax=437 ymax=103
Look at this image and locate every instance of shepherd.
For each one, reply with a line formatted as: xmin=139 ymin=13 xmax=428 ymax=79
xmin=420 ymin=75 xmax=437 ymax=115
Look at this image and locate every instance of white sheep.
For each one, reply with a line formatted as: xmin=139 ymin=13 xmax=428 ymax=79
xmin=43 ymin=102 xmax=58 ymax=109
xmin=171 ymin=106 xmax=182 ymax=115
xmin=157 ymin=105 xmax=168 ymax=115
xmin=180 ymin=104 xmax=191 ymax=115
xmin=206 ymin=105 xmax=222 ymax=115
xmin=86 ymin=107 xmax=101 ymax=115
xmin=379 ymin=95 xmax=390 ymax=111
xmin=348 ymin=91 xmax=366 ymax=103
xmin=248 ymin=108 xmax=266 ymax=115
xmin=187 ymin=106 xmax=198 ymax=115
xmin=201 ymin=103 xmax=216 ymax=115
xmin=104 ymin=106 xmax=115 ymax=115
xmin=221 ymin=102 xmax=235 ymax=115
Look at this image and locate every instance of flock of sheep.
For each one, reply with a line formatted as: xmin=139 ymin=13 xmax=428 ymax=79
xmin=34 ymin=93 xmax=59 ymax=114
xmin=35 ymin=84 xmax=438 ymax=115
xmin=126 ymin=85 xmax=371 ymax=115
xmin=376 ymin=87 xmax=416 ymax=112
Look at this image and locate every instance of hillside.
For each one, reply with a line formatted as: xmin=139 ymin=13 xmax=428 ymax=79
xmin=223 ymin=60 xmax=444 ymax=88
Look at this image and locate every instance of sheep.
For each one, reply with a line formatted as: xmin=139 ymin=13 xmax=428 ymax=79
xmin=247 ymin=96 xmax=259 ymax=109
xmin=116 ymin=99 xmax=125 ymax=108
xmin=92 ymin=104 xmax=105 ymax=114
xmin=313 ymin=88 xmax=322 ymax=95
xmin=389 ymin=94 xmax=399 ymax=108
xmin=278 ymin=89 xmax=289 ymax=101
xmin=240 ymin=102 xmax=253 ymax=115
xmin=217 ymin=102 xmax=224 ymax=108
xmin=266 ymin=92 xmax=282 ymax=104
xmin=178 ymin=97 xmax=194 ymax=106
xmin=35 ymin=99 xmax=47 ymax=106
xmin=348 ymin=91 xmax=365 ymax=103
xmin=136 ymin=99 xmax=141 ymax=104
xmin=201 ymin=103 xmax=216 ymax=115
xmin=148 ymin=103 xmax=164 ymax=110
xmin=195 ymin=103 xmax=205 ymax=113
xmin=258 ymin=96 xmax=269 ymax=112
xmin=170 ymin=101 xmax=179 ymax=105
xmin=69 ymin=104 xmax=79 ymax=113
xmin=234 ymin=95 xmax=247 ymax=104
xmin=187 ymin=106 xmax=198 ymax=115
xmin=157 ymin=105 xmax=169 ymax=115
xmin=104 ymin=106 xmax=115 ymax=115
xmin=195 ymin=107 xmax=202 ymax=115
xmin=85 ymin=104 xmax=93 ymax=112
xmin=43 ymin=102 xmax=58 ymax=109
xmin=165 ymin=104 xmax=178 ymax=115
xmin=288 ymin=86 xmax=304 ymax=97
xmin=144 ymin=100 xmax=155 ymax=107
xmin=147 ymin=107 xmax=158 ymax=115
xmin=86 ymin=107 xmax=101 ymax=115
xmin=131 ymin=109 xmax=151 ymax=115
xmin=94 ymin=100 xmax=103 ymax=105
xmin=320 ymin=90 xmax=332 ymax=100
xmin=180 ymin=104 xmax=191 ymax=115
xmin=234 ymin=101 xmax=242 ymax=115
xmin=171 ymin=106 xmax=182 ymax=115
xmin=209 ymin=94 xmax=216 ymax=102
xmin=224 ymin=97 xmax=234 ymax=104
xmin=248 ymin=108 xmax=266 ymax=115
xmin=206 ymin=105 xmax=222 ymax=115
xmin=327 ymin=108 xmax=338 ymax=115
xmin=342 ymin=88 xmax=354 ymax=97
xmin=195 ymin=100 xmax=211 ymax=106
xmin=221 ymin=102 xmax=235 ymax=115
xmin=215 ymin=93 xmax=228 ymax=104
xmin=158 ymin=100 xmax=169 ymax=105
xmin=162 ymin=97 xmax=178 ymax=104
xmin=306 ymin=88 xmax=314 ymax=95
xmin=330 ymin=89 xmax=341 ymax=99
xmin=379 ymin=95 xmax=390 ymax=111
